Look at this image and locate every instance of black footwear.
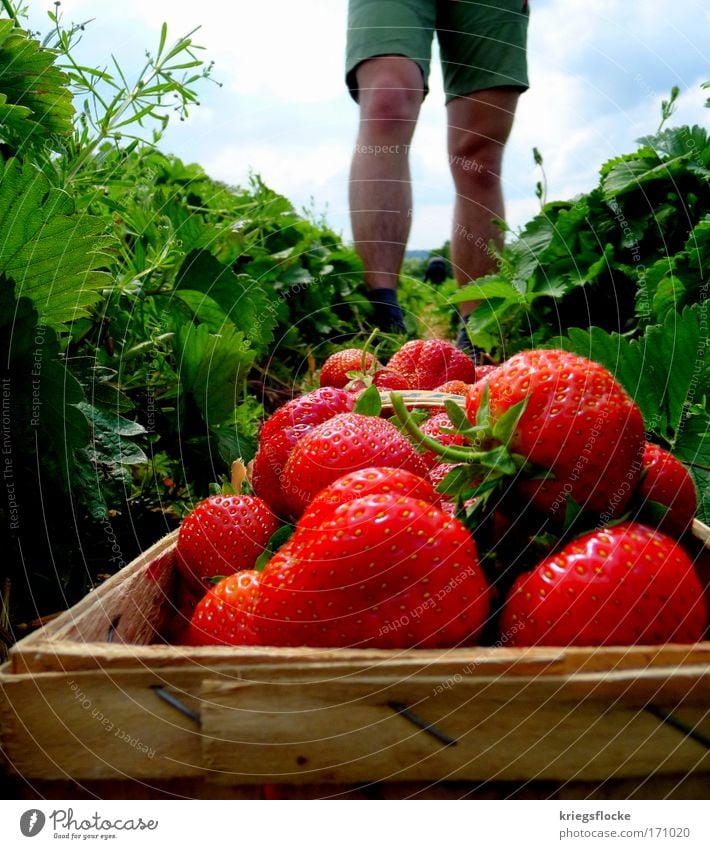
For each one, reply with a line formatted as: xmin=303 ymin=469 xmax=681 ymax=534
xmin=366 ymin=288 xmax=406 ymax=335
xmin=455 ymin=322 xmax=484 ymax=365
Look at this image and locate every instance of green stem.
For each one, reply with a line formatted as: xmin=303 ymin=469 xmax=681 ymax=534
xmin=390 ymin=392 xmax=492 ymax=464
xmin=1 ymin=0 xmax=19 ymax=26
xmin=361 ymin=327 xmax=379 ymax=373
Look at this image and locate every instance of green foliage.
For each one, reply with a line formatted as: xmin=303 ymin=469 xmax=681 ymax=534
xmin=455 ymin=88 xmax=710 ymax=520
xmin=0 ymin=6 xmax=369 ymax=622
xmin=0 ymin=156 xmax=113 ymax=329
xmin=458 ymin=110 xmax=710 ymax=359
xmin=0 ymin=19 xmax=74 ymax=152
xmin=555 ymin=306 xmax=709 ymax=522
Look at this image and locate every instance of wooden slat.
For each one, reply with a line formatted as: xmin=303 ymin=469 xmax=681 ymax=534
xmin=2 ymin=661 xmax=709 ymax=784
xmin=9 ymin=531 xmax=179 ymax=672
xmin=0 ymin=665 xmax=205 ymax=781
xmin=12 ymin=635 xmax=710 ymax=677
xmin=199 ymin=677 xmax=710 ymax=784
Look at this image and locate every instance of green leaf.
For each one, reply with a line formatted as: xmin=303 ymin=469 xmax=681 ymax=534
xmin=637 ymin=125 xmax=709 ymax=164
xmin=354 ymin=384 xmax=382 ymax=416
xmin=175 ymin=321 xmax=255 ymax=426
xmin=443 ymin=400 xmax=472 ymax=431
xmin=491 ymin=397 xmax=528 ymax=446
xmin=77 ymin=402 xmax=148 ymax=466
xmin=211 ymin=403 xmax=261 ymax=467
xmin=175 ymin=249 xmax=277 ymax=354
xmin=556 ymin=306 xmax=709 ymax=444
xmin=0 ymin=22 xmax=74 ymax=153
xmin=435 ymin=464 xmax=474 ymax=497
xmin=449 ymin=280 xmax=522 ymax=305
xmin=254 ymin=524 xmax=295 ymax=572
xmin=673 ymin=414 xmax=710 ymax=524
xmin=442 ymin=399 xmax=488 ymax=442
xmin=0 ymin=157 xmax=114 ymax=330
xmin=34 ymin=358 xmax=89 ymax=456
xmin=601 ymin=152 xmax=662 ymax=197
xmin=173 ymin=289 xmax=231 ymax=333
xmin=475 ymin=383 xmax=491 ymax=430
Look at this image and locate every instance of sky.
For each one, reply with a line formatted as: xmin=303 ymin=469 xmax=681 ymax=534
xmin=25 ymin=0 xmax=710 ymax=250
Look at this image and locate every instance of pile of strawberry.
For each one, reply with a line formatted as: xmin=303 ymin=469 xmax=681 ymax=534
xmin=169 ymin=340 xmax=708 ymax=650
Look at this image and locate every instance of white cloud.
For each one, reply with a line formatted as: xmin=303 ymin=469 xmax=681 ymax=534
xmin=207 ymin=140 xmax=350 ymax=200
xmin=54 ymin=0 xmax=349 ymax=103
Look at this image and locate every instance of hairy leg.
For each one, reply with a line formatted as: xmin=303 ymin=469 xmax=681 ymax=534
xmin=349 ymin=56 xmax=424 ymax=292
xmin=447 ymin=88 xmax=520 ymax=320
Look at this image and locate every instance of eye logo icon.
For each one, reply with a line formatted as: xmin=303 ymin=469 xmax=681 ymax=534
xmin=20 ymin=810 xmax=46 ymax=837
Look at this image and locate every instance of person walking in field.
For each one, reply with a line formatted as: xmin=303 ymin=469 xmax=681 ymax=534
xmin=346 ymin=1 xmax=529 ymax=352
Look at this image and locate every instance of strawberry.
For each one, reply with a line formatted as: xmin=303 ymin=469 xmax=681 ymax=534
xmin=387 ymin=339 xmax=476 ymax=390
xmin=184 ymin=569 xmax=261 ymax=646
xmin=464 ymin=349 xmax=645 ymax=520
xmin=253 ymin=493 xmax=490 ymax=648
xmin=499 ymin=522 xmax=707 ymax=646
xmin=251 ymin=387 xmax=355 ymax=517
xmin=280 ymin=412 xmax=429 ymax=517
xmin=176 ymin=494 xmax=279 ymax=594
xmin=435 ymin=379 xmax=473 ymax=395
xmin=372 ymin=368 xmax=412 ymax=391
xmin=346 ymin=367 xmax=412 ymax=394
xmin=259 ymin=387 xmax=355 ymax=446
xmin=298 ymin=465 xmax=441 ymax=531
xmin=632 ymin=441 xmax=697 ymax=537
xmin=472 ymin=364 xmax=499 ymax=383
xmin=320 ymin=349 xmax=378 ymax=389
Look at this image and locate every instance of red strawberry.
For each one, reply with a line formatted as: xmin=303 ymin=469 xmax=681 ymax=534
xmin=633 ymin=442 xmax=697 ymax=537
xmin=472 ymin=364 xmax=499 ymax=383
xmin=499 ymin=522 xmax=707 ymax=646
xmin=435 ymin=380 xmax=473 ymax=395
xmin=184 ymin=569 xmax=260 ymax=646
xmin=176 ymin=494 xmax=279 ymax=593
xmin=387 ymin=339 xmax=476 ymax=390
xmin=420 ymin=411 xmax=465 ymax=470
xmin=259 ymin=387 xmax=355 ymax=445
xmin=346 ymin=367 xmax=412 ymax=394
xmin=280 ymin=412 xmax=429 ymax=517
xmin=298 ymin=465 xmax=441 ymax=531
xmin=253 ymin=493 xmax=490 ymax=648
xmin=465 ymin=349 xmax=645 ymax=520
xmin=252 ymin=387 xmax=355 ymax=517
xmin=429 ymin=462 xmax=461 ymax=491
xmin=320 ymin=349 xmax=378 ymax=389
xmin=372 ymin=368 xmax=412 ymax=391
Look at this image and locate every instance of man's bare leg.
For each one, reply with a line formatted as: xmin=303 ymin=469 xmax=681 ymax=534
xmin=349 ymin=56 xmax=424 ymax=331
xmin=447 ymin=88 xmax=520 ymax=347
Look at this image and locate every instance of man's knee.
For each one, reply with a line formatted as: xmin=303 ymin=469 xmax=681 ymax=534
xmin=448 ymin=135 xmax=504 ymax=190
xmin=356 ymin=59 xmax=423 ymax=126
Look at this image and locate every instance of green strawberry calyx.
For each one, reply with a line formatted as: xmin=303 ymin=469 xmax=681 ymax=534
xmin=390 ymin=389 xmax=542 ymax=521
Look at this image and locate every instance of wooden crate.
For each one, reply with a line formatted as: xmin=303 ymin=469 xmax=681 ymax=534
xmin=1 ymin=525 xmax=709 ymax=798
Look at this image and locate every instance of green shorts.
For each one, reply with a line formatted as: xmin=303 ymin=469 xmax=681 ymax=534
xmin=346 ymin=0 xmax=530 ymax=103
